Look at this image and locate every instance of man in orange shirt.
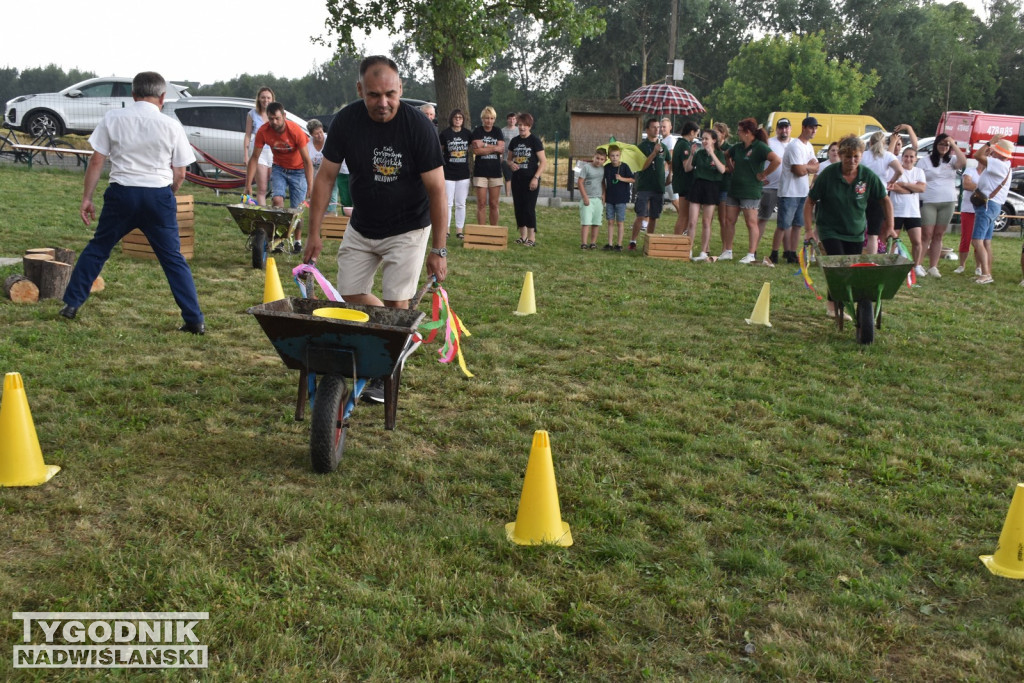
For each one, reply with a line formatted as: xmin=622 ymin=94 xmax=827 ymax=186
xmin=246 ymin=102 xmax=314 ymax=252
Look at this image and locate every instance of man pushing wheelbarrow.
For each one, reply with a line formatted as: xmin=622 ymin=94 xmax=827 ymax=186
xmin=301 ymin=56 xmax=448 ymax=403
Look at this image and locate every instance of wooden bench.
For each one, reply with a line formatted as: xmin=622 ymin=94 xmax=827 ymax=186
xmin=644 ymin=233 xmax=691 ymax=261
xmin=10 ymin=143 xmax=93 ymax=169
xmin=462 ymin=223 xmax=508 ymax=250
xmin=121 ymin=195 xmax=195 ymax=261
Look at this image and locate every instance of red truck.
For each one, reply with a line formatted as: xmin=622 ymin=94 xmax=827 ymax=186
xmin=936 ymin=110 xmax=1024 ymax=166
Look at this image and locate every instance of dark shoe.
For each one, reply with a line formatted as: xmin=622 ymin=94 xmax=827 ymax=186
xmin=581 ymin=243 xmax=588 ymax=249
xmin=614 ymin=245 xmax=623 ymax=252
xmin=602 ymin=244 xmax=613 ymax=251
xmin=292 ymin=240 xmax=302 ymax=254
xmin=628 ymin=241 xmax=637 ymax=251
xmin=768 ymin=250 xmax=779 ymax=265
xmin=456 ymin=233 xmax=464 ymax=239
xmin=784 ymin=251 xmax=798 ymax=264
xmin=361 ymin=377 xmax=385 ymax=404
xmin=178 ymin=321 xmax=206 ymax=335
xmin=59 ymin=304 xmax=78 ymax=320
xmin=589 ymin=243 xmax=598 ymax=250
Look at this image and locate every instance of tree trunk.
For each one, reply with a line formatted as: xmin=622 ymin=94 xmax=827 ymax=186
xmin=37 ymin=260 xmax=73 ymax=300
xmin=4 ymin=274 xmax=39 ymax=303
xmin=23 ymin=254 xmax=53 ymax=285
xmin=433 ymin=55 xmax=470 ymax=128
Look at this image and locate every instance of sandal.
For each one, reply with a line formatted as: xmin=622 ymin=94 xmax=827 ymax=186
xmin=515 ymin=238 xmax=526 ymax=245
xmin=525 ymin=240 xmax=536 ymax=247
xmin=456 ymin=233 xmax=464 ymax=239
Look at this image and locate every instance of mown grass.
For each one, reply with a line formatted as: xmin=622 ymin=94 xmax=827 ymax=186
xmin=2 ymin=163 xmax=1024 ymax=680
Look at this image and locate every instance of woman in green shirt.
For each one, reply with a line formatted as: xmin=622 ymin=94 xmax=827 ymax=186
xmin=683 ymin=129 xmax=727 ymax=262
xmin=805 ymin=134 xmax=891 ymax=317
xmin=726 ymin=118 xmax=781 ymax=263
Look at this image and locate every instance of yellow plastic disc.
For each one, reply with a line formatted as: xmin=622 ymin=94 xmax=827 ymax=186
xmin=312 ymin=307 xmax=370 ymax=323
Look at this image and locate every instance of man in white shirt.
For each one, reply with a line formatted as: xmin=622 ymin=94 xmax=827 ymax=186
xmin=756 ymin=119 xmax=791 ymax=263
xmin=501 ymin=112 xmax=518 ymax=196
xmin=660 ymin=117 xmax=679 ymax=212
xmin=768 ymin=117 xmax=820 ymax=265
xmin=60 ymin=71 xmax=205 ymax=334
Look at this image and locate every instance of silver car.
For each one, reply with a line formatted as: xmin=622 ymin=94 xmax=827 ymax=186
xmin=161 ymin=96 xmax=308 ymax=174
xmin=4 ymin=76 xmax=190 ymax=137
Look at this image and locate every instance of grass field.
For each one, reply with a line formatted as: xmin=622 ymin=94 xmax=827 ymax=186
xmin=2 ymin=164 xmax=1024 ymax=680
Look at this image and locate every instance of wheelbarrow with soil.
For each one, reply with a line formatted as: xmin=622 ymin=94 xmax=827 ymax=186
xmin=226 ymin=204 xmax=303 ymax=269
xmin=817 ymin=246 xmax=913 ymax=345
xmin=247 ymin=285 xmax=430 ymax=473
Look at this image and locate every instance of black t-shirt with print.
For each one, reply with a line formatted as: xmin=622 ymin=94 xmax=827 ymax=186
xmin=469 ymin=126 xmax=504 ymax=178
xmin=507 ymin=134 xmax=544 ymax=179
xmin=439 ymin=128 xmax=472 ymax=181
xmin=324 ymin=102 xmax=443 ymax=239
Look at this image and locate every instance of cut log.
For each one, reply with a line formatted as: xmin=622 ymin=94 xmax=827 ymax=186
xmin=4 ymin=274 xmax=39 ymax=303
xmin=25 ymin=248 xmax=55 ymax=258
xmin=90 ymin=275 xmax=105 ymax=293
xmin=23 ymin=253 xmax=54 ymax=285
xmin=37 ymin=260 xmax=73 ymax=300
xmin=53 ymin=247 xmax=76 ymax=266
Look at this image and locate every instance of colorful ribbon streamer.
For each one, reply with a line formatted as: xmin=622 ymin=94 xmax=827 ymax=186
xmin=415 ymin=287 xmax=473 ymax=378
xmin=892 ymin=238 xmax=916 ymax=287
xmin=291 ymin=263 xmax=343 ymax=301
xmin=798 ymin=242 xmax=823 ymax=300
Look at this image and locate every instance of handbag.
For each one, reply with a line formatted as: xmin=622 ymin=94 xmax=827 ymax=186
xmin=970 ymin=169 xmax=1011 ymax=208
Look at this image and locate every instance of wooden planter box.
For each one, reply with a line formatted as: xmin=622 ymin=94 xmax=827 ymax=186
xmin=122 ymin=195 xmax=194 ymax=261
xmin=321 ymin=215 xmax=349 ymax=240
xmin=644 ymin=233 xmax=691 ymax=261
xmin=463 ymin=224 xmax=507 ymax=251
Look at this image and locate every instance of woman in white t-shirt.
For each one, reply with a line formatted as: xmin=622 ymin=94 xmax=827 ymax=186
xmin=243 ymin=87 xmax=275 ymax=206
xmin=889 ymin=147 xmax=927 ymax=276
xmin=306 ymin=119 xmax=339 ymax=217
xmin=917 ymin=133 xmax=967 ymax=277
xmin=861 ymin=132 xmax=903 ymax=254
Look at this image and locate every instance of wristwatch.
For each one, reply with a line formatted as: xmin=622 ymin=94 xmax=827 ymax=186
xmin=430 ymin=247 xmax=447 ymax=258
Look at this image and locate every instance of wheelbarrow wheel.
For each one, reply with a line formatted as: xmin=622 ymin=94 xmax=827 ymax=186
xmin=855 ymin=298 xmax=874 ymax=345
xmin=310 ymin=374 xmax=348 ymax=473
xmin=251 ymin=228 xmax=267 ymax=269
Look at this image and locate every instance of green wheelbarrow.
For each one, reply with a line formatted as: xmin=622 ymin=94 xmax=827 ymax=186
xmin=817 ymin=244 xmax=913 ymax=345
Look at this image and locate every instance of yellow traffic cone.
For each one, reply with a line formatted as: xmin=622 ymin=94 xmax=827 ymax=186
xmin=745 ymin=282 xmax=772 ymax=327
xmin=513 ymin=272 xmax=536 ymax=316
xmin=980 ymin=483 xmax=1024 ymax=579
xmin=263 ymin=257 xmax=285 ymax=303
xmin=0 ymin=373 xmax=60 ymax=487
xmin=506 ymin=430 xmax=572 ymax=546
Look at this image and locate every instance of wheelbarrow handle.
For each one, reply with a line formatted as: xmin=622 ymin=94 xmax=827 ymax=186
xmin=411 ymin=275 xmax=438 ymax=309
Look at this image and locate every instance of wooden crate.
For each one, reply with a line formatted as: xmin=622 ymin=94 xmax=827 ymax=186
xmin=321 ymin=215 xmax=349 ymax=240
xmin=463 ymin=224 xmax=507 ymax=251
xmin=643 ymin=233 xmax=691 ymax=261
xmin=121 ymin=195 xmax=195 ymax=261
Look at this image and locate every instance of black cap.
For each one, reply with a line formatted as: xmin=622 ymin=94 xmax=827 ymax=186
xmin=777 ymin=118 xmax=791 ymax=127
xmin=802 ymin=116 xmax=820 ymax=128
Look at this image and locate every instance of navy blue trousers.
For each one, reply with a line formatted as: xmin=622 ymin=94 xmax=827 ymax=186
xmin=63 ymin=184 xmax=203 ymax=325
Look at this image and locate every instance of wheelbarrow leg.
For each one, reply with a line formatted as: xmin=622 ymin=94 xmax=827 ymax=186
xmin=295 ymin=368 xmax=308 ymax=421
xmin=383 ymin=366 xmax=402 ymax=431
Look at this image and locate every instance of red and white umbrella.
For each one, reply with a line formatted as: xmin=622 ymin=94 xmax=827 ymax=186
xmin=620 ymin=83 xmax=705 ymax=116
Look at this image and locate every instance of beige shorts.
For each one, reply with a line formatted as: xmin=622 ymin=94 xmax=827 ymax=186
xmin=472 ymin=176 xmax=503 ymax=188
xmin=336 ymin=225 xmax=431 ymax=302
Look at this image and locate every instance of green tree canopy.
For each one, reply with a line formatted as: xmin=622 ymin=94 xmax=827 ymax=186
xmin=706 ymin=32 xmax=878 ymax=127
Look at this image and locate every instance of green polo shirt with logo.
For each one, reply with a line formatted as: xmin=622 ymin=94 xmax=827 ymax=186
xmin=636 ymin=138 xmax=670 ymax=193
xmin=728 ymin=140 xmax=772 ymax=200
xmin=808 ymin=163 xmax=887 ymax=243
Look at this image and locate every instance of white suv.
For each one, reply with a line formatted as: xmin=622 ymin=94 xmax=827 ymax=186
xmin=4 ymin=77 xmax=191 ymax=137
xmin=161 ymin=96 xmax=308 ymax=174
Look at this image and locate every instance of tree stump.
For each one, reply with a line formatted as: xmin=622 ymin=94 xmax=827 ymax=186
xmin=37 ymin=260 xmax=73 ymax=300
xmin=53 ymin=247 xmax=76 ymax=266
xmin=4 ymin=274 xmax=39 ymax=303
xmin=22 ymin=254 xmax=54 ymax=285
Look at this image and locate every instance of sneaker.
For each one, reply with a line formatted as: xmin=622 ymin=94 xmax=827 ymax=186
xmin=914 ymin=265 xmax=927 ymax=278
xmin=614 ymin=245 xmax=623 ymax=252
xmin=976 ymin=276 xmax=994 ymax=285
xmin=976 ymin=267 xmax=983 ymax=276
xmin=589 ymin=243 xmax=598 ymax=250
xmin=768 ymin=251 xmax=779 ymax=265
xmin=738 ymin=253 xmax=757 ymax=264
xmin=718 ymin=250 xmax=734 ymax=261
xmin=927 ymin=266 xmax=941 ymax=278
xmin=692 ymin=252 xmax=709 ymax=262
xmin=602 ymin=244 xmax=613 ymax=251
xmin=784 ymin=251 xmax=798 ymax=264
xmin=361 ymin=378 xmax=385 ymax=404
xmin=293 ymin=240 xmax=303 ymax=254
xmin=628 ymin=241 xmax=637 ymax=251
xmin=953 ymin=265 xmax=965 ymax=274
xmin=581 ymin=244 xmax=588 ymax=249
